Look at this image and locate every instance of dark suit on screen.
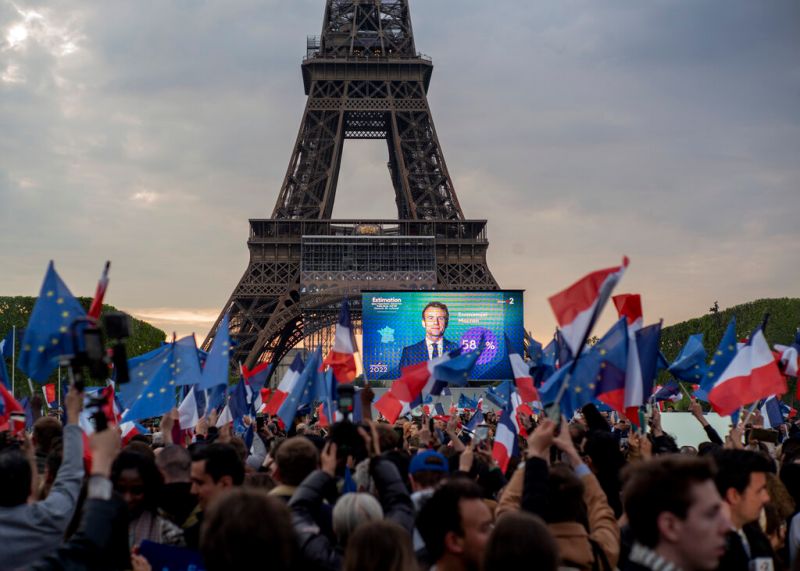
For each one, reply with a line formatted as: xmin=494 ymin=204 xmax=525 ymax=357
xmin=398 ymin=338 xmax=459 ymax=371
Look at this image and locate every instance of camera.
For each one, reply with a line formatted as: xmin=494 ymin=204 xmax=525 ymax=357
xmin=64 ymin=312 xmax=131 ymax=431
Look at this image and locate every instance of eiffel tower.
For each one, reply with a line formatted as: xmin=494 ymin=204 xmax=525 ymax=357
xmin=205 ymin=0 xmax=499 ymax=379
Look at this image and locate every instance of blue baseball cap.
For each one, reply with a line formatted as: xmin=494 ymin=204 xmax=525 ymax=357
xmin=409 ymin=450 xmax=448 ymax=474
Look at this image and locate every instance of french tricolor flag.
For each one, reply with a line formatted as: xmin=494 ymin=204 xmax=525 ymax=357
xmin=548 ymin=257 xmax=629 ymax=356
xmin=264 ymin=353 xmax=305 ymax=416
xmin=42 ymin=383 xmax=58 ymax=409
xmin=88 ymin=261 xmax=110 ymax=321
xmin=120 ymin=421 xmax=146 ymax=446
xmin=178 ymin=387 xmax=201 ymax=429
xmin=613 ymin=293 xmax=645 ymax=421
xmin=321 ymin=300 xmax=358 ymax=383
xmin=390 ymin=350 xmax=459 ymax=406
xmin=374 ymin=391 xmax=410 ymax=424
xmin=709 ymin=328 xmax=787 ymax=416
xmin=243 ymin=362 xmax=272 ymax=411
xmin=774 ymin=333 xmax=800 ymax=378
xmin=760 ymin=396 xmax=784 ymax=429
xmin=505 ymin=334 xmax=538 ymax=403
xmin=492 ymin=399 xmax=519 ymax=473
xmin=0 ymin=383 xmax=24 ymax=432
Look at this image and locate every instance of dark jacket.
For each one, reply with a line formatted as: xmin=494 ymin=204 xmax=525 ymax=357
xmin=398 ymin=338 xmax=459 ymax=370
xmin=716 ymin=523 xmax=776 ymax=571
xmin=30 ymin=497 xmax=130 ymax=571
xmin=290 ymin=455 xmax=414 ymax=571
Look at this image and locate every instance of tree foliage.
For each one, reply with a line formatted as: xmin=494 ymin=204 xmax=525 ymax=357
xmin=658 ymin=297 xmax=800 ymax=410
xmin=0 ymin=296 xmax=166 ymax=396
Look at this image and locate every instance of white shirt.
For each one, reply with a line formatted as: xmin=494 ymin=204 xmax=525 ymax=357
xmin=427 ymin=340 xmax=443 ymax=360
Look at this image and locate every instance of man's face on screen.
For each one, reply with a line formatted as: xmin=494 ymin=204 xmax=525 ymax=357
xmin=422 ymin=306 xmax=448 ymax=342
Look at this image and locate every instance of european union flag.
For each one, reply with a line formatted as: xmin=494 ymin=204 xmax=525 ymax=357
xmin=466 ymin=408 xmax=484 ymax=432
xmin=694 ymin=318 xmax=737 ymax=401
xmin=434 ymin=344 xmax=483 ymax=387
xmin=668 ymin=334 xmax=708 ymax=383
xmin=1 ymin=328 xmax=16 ymax=359
xmin=118 ymin=345 xmax=172 ymax=410
xmin=0 ymin=357 xmax=9 ymax=389
xmin=486 ymin=381 xmax=512 ymax=409
xmin=18 ymin=262 xmax=87 ymax=382
xmin=533 ymin=339 xmax=558 ymax=385
xmin=458 ymin=393 xmax=478 ymax=410
xmin=230 ymin=377 xmax=250 ymax=422
xmin=173 ymin=335 xmax=203 ymax=386
xmin=199 ymin=312 xmax=232 ymax=390
xmin=206 ymin=383 xmax=227 ymax=414
xmin=556 ymin=330 xmax=574 ymax=367
xmin=121 ymin=345 xmax=177 ymax=422
xmin=277 ymin=346 xmax=324 ymax=428
xmin=541 ymin=318 xmax=628 ymax=419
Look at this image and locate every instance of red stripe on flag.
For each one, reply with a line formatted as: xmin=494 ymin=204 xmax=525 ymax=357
xmin=374 ymin=392 xmax=403 ymax=424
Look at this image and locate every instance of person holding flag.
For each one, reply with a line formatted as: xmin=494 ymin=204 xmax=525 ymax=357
xmin=0 ymin=387 xmax=86 ymax=570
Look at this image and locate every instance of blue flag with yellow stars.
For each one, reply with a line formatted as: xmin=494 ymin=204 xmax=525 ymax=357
xmin=694 ymin=318 xmax=737 ymax=402
xmin=173 ymin=335 xmax=204 ymax=386
xmin=277 ymin=347 xmax=323 ymax=428
xmin=121 ymin=344 xmax=176 ymax=422
xmin=434 ymin=343 xmax=483 ymax=387
xmin=19 ymin=262 xmax=87 ymax=382
xmin=540 ymin=318 xmax=628 ymax=419
xmin=668 ymin=334 xmax=708 ymax=384
xmin=486 ymin=381 xmax=512 ymax=409
xmin=199 ymin=312 xmax=232 ymax=390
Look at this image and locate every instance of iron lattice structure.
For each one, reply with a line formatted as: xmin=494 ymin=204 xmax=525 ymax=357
xmin=205 ymin=0 xmax=499 ymax=380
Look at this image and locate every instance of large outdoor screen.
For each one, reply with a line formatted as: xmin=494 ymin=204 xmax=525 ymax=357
xmin=362 ymin=290 xmax=525 ymax=381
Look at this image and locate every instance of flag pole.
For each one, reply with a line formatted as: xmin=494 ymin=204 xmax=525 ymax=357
xmin=678 ymin=382 xmax=694 ymax=401
xmin=11 ymin=325 xmax=15 ymax=396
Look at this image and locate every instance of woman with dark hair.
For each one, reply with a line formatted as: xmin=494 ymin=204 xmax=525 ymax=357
xmin=111 ymin=449 xmax=184 ymax=548
xmin=343 ymin=521 xmax=418 ymax=571
xmin=483 ymin=511 xmax=558 ymax=571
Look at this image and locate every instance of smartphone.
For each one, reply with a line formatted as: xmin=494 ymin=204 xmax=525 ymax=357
xmin=474 ymin=424 xmax=489 ymax=443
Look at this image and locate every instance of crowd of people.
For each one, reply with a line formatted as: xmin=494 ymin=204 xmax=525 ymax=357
xmin=1 ymin=385 xmax=799 ymax=571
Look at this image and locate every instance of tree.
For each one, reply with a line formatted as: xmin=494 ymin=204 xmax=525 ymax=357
xmin=0 ymin=296 xmax=166 ymax=397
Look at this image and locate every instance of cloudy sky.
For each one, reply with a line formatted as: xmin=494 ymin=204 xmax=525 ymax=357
xmin=1 ymin=0 xmax=799 ymax=346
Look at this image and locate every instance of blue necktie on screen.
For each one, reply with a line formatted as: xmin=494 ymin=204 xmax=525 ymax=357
xmin=432 ymin=343 xmax=439 ymax=358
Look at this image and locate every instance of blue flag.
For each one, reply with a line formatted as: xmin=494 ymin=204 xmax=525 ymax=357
xmin=466 ymin=408 xmax=484 ymax=432
xmin=434 ymin=344 xmax=483 ymax=387
xmin=206 ymin=384 xmax=227 ymax=415
xmin=118 ymin=345 xmax=172 ymax=410
xmin=230 ymin=378 xmax=250 ymax=423
xmin=694 ymin=318 xmax=737 ymax=401
xmin=458 ymin=393 xmax=478 ymax=410
xmin=540 ymin=318 xmax=629 ymax=419
xmin=18 ymin=262 xmax=87 ymax=382
xmin=277 ymin=347 xmax=323 ymax=428
xmin=0 ymin=358 xmax=9 ymax=389
xmin=653 ymin=380 xmax=682 ymax=402
xmin=486 ymin=381 xmax=512 ymax=409
xmin=533 ymin=339 xmax=558 ymax=385
xmin=199 ymin=312 xmax=232 ymax=390
xmin=556 ymin=330 xmax=574 ymax=368
xmin=669 ymin=334 xmax=708 ymax=383
xmin=635 ymin=322 xmax=663 ymax=402
xmin=121 ymin=346 xmax=177 ymax=423
xmin=173 ymin=335 xmax=204 ymax=386
xmin=1 ymin=328 xmax=16 ymax=359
